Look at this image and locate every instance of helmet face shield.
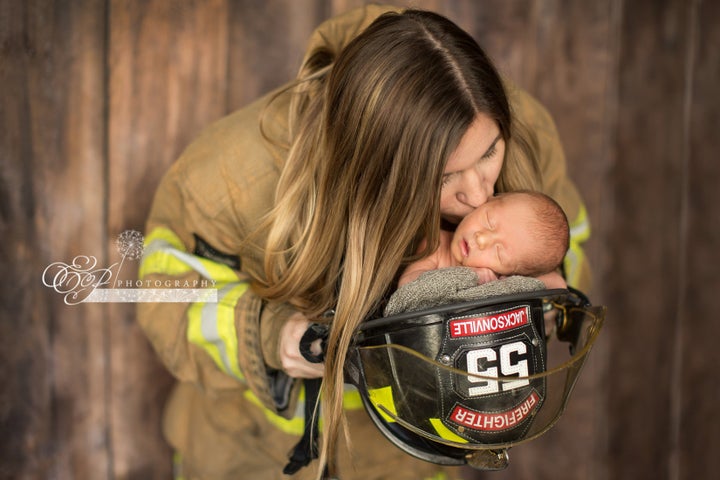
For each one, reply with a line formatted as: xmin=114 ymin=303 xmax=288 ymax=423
xmin=345 ymin=289 xmax=605 ymax=470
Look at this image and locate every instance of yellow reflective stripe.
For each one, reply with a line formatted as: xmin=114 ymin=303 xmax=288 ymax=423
xmin=139 ymin=227 xmax=188 ymax=278
xmin=172 ymin=451 xmax=186 ymax=480
xmin=368 ymin=386 xmax=397 ymax=423
xmin=242 ymin=386 xmax=365 ymax=436
xmin=244 ymin=389 xmax=306 ymax=436
xmin=140 ymin=227 xmax=239 ymax=282
xmin=145 ymin=226 xmax=186 ymax=252
xmin=423 ymin=474 xmax=450 ymax=480
xmin=141 ymin=246 xmax=239 ymax=281
xmin=564 ymin=204 xmax=591 ymax=288
xmin=429 ymin=418 xmax=468 ymax=444
xmin=342 ymin=386 xmax=364 ymax=410
xmin=564 ymin=241 xmax=587 ymax=288
xmin=187 ymin=282 xmax=249 ymax=380
xmin=569 ymin=204 xmax=591 ymax=243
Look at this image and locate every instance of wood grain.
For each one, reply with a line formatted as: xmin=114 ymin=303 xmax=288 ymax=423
xmin=106 ymin=1 xmax=231 ymax=477
xmin=1 ymin=0 xmax=109 ymax=478
xmin=608 ymin=0 xmax=690 ymax=478
xmin=2 ymin=1 xmax=720 ymax=479
xmin=676 ymin=1 xmax=720 ymax=478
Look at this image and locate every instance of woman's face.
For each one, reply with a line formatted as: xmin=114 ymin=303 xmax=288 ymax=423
xmin=440 ymin=115 xmax=505 ymax=224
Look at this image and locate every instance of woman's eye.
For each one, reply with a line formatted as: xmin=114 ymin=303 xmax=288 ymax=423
xmin=481 ymin=144 xmax=497 ymax=160
xmin=441 ymin=174 xmax=454 ymax=186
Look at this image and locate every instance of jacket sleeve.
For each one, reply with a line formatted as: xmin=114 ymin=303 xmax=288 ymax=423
xmin=137 ymin=160 xmax=299 ymax=415
xmin=507 ymin=84 xmax=593 ymax=293
xmin=134 ymin=74 xmax=309 ymax=421
xmin=136 ymin=4 xmax=400 ymax=417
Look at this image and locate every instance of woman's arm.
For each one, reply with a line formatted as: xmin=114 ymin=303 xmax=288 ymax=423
xmin=398 ymin=230 xmax=455 ymax=286
xmin=135 ymin=88 xmax=318 ymax=418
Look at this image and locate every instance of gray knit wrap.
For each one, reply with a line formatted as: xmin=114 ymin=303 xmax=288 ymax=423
xmin=384 ymin=267 xmax=545 ymax=316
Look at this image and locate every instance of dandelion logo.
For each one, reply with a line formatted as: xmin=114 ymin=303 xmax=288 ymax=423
xmin=42 ymin=229 xmax=217 ymax=304
xmin=116 ymin=229 xmax=145 ymax=261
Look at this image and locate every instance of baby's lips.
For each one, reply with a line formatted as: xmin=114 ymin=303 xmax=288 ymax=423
xmin=460 ymin=238 xmax=470 ymax=258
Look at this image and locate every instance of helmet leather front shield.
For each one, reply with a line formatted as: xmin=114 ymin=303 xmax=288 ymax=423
xmin=345 ymin=289 xmax=605 ymax=470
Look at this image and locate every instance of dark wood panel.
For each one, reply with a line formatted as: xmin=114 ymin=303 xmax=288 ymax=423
xmin=106 ymin=1 xmax=232 ymax=477
xmin=608 ymin=0 xmax=690 ymax=478
xmin=3 ymin=1 xmax=720 ymax=478
xmin=0 ymin=2 xmax=54 ymax=476
xmin=455 ymin=0 xmax=537 ymax=86
xmin=1 ymin=0 xmax=110 ymax=478
xmin=532 ymin=0 xmax=619 ymax=301
xmin=108 ymin=0 xmax=231 ymax=232
xmin=679 ymin=1 xmax=720 ymax=478
xmin=227 ymin=0 xmax=329 ymax=110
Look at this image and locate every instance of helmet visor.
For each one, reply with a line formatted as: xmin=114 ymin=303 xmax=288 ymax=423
xmin=350 ymin=292 xmax=604 ymax=451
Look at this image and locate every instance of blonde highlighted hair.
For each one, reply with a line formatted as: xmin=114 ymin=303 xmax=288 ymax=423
xmin=254 ymin=9 xmax=543 ymax=476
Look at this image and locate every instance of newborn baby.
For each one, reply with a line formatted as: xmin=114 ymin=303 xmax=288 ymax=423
xmin=399 ymin=191 xmax=569 ymax=287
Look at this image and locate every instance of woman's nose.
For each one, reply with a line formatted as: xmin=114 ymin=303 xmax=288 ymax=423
xmin=456 ymin=172 xmax=490 ymax=209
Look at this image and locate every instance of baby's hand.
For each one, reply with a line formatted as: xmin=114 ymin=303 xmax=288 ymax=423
xmin=536 ymin=270 xmax=567 ymax=289
xmin=472 ymin=267 xmax=498 ymax=285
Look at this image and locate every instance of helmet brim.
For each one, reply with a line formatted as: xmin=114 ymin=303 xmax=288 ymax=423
xmin=346 ymin=288 xmax=605 ymax=470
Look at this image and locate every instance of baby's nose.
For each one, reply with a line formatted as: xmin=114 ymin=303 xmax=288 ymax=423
xmin=474 ymin=231 xmax=490 ymax=250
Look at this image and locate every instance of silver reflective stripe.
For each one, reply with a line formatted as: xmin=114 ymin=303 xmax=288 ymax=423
xmin=199 ymin=283 xmax=244 ymax=381
xmin=144 ymin=239 xmax=213 ymax=279
xmin=570 ymin=219 xmax=590 ymax=241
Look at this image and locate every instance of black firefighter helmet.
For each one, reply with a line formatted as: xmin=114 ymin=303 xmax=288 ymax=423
xmin=343 ymin=287 xmax=605 ymax=470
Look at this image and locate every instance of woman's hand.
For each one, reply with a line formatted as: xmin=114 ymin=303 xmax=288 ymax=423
xmin=279 ymin=312 xmax=325 ymax=379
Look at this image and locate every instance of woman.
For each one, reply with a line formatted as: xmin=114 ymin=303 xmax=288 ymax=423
xmin=138 ymin=5 xmax=590 ymax=480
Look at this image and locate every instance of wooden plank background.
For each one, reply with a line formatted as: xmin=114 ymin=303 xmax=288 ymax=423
xmin=1 ymin=0 xmax=718 ymax=479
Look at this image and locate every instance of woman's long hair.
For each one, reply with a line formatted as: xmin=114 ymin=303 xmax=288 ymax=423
xmin=255 ymin=9 xmax=541 ymax=475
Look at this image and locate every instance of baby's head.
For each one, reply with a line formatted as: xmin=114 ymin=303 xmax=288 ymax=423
xmin=450 ymin=191 xmax=569 ymax=277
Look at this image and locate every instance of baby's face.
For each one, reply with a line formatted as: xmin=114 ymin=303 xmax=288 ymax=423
xmin=450 ymin=194 xmax=536 ymax=276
